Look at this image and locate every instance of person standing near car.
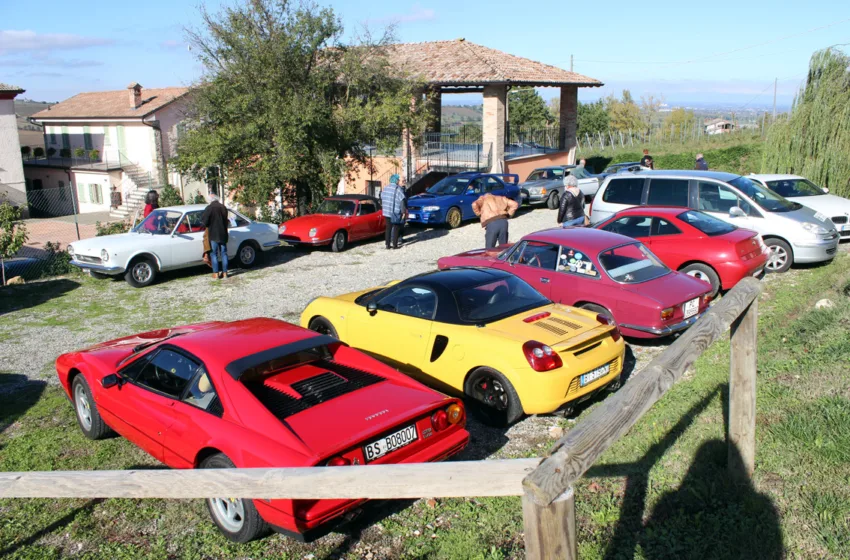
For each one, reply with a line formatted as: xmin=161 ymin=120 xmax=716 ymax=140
xmin=640 ymin=149 xmax=654 ymax=169
xmin=695 ymin=153 xmax=709 ymax=170
xmin=201 ymin=190 xmax=229 ymax=279
xmin=143 ymin=189 xmax=159 ymax=217
xmin=381 ymin=174 xmax=406 ymax=250
xmin=557 ymin=175 xmax=586 ymax=227
xmin=472 ymin=191 xmax=519 ymax=249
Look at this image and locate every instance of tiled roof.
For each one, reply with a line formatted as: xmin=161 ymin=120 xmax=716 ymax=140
xmin=31 ymin=86 xmax=190 ymax=120
xmin=384 ymin=40 xmax=602 ymax=87
xmin=0 ymin=82 xmax=25 ymax=94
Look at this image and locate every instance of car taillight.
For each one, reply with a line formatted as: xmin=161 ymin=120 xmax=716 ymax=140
xmin=596 ymin=313 xmax=621 ymax=341
xmin=326 ymin=456 xmax=351 ymax=466
xmin=522 ymin=340 xmax=563 ymax=372
xmin=431 ymin=410 xmax=449 ymax=432
xmin=661 ymin=307 xmax=675 ymax=320
xmin=446 ymin=403 xmax=464 ymax=425
xmin=703 ymin=293 xmax=713 ymax=305
xmin=736 ymin=238 xmax=757 ymax=259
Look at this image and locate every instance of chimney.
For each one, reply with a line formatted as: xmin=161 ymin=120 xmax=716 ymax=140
xmin=127 ymin=82 xmax=142 ymax=109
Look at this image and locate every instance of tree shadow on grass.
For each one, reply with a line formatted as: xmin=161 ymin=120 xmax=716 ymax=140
xmin=0 ymin=278 xmax=79 ymax=316
xmin=0 ymin=374 xmax=47 ymax=452
xmin=0 ymin=499 xmax=104 ymax=557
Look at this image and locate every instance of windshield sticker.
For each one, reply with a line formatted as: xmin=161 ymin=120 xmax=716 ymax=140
xmin=559 ymin=252 xmax=597 ymax=276
xmin=814 ymin=212 xmax=828 ymax=222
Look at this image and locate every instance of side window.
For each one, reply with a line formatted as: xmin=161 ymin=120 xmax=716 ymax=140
xmin=698 ymin=182 xmax=756 ymax=216
xmin=134 ymin=349 xmax=201 ymax=398
xmin=468 ymin=179 xmax=484 ymax=195
xmin=652 ymin=218 xmax=682 ymax=236
xmin=358 ymin=202 xmax=377 ymax=215
xmin=527 ymin=171 xmax=544 ymax=181
xmin=557 ymin=246 xmax=599 ymax=277
xmin=513 ymin=241 xmax=559 ymax=270
xmin=376 ymin=286 xmax=437 ymax=320
xmin=485 ymin=177 xmax=503 ymax=192
xmin=602 ymin=178 xmax=644 ymax=205
xmin=552 ymin=168 xmax=565 ymax=179
xmin=182 ymin=368 xmax=221 ymax=414
xmin=228 ymin=210 xmax=250 ymax=228
xmin=185 ymin=211 xmax=205 ymax=232
xmin=647 ymin=179 xmax=689 ymax=207
xmin=600 ymin=216 xmax=652 ymax=238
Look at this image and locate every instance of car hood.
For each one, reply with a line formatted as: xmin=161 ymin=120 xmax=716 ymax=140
xmin=256 ymin=364 xmax=448 ymax=458
xmin=408 ymin=193 xmax=458 ymax=205
xmin=786 ymin=194 xmax=850 ymax=219
xmin=483 ymin=303 xmax=614 ymax=351
xmin=69 ymin=232 xmax=146 ymax=256
xmin=281 ymin=214 xmax=348 ymax=233
xmin=520 ymin=179 xmax=560 ymax=190
xmin=767 ymin=203 xmax=838 ymax=231
xmin=620 ymin=272 xmax=711 ymax=307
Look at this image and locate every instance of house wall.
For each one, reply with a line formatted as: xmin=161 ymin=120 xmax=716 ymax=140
xmin=0 ymin=98 xmax=26 ymax=202
xmin=505 ymin=151 xmax=573 ymax=183
xmin=72 ymin=170 xmax=115 ymax=213
xmin=155 ymin=97 xmax=191 ymax=160
xmin=43 ymin=122 xmax=157 ymax=174
xmin=21 ymin=166 xmax=75 ymax=216
xmin=343 ymin=155 xmax=402 ymax=195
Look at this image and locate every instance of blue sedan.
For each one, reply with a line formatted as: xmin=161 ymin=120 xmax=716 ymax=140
xmin=406 ymin=172 xmax=521 ymax=228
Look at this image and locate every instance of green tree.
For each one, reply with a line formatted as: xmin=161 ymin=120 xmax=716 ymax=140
xmin=0 ymin=202 xmax=29 ymax=285
xmin=174 ymin=0 xmax=429 ymax=215
xmin=577 ymin=100 xmax=610 ymax=138
xmin=762 ymin=48 xmax=850 ymax=195
xmin=508 ymin=88 xmax=553 ymax=130
xmin=663 ymin=107 xmax=696 ymax=137
xmin=159 ymin=185 xmax=184 ymax=207
xmin=640 ymin=93 xmax=665 ymax=130
xmin=608 ymin=91 xmax=642 ymax=133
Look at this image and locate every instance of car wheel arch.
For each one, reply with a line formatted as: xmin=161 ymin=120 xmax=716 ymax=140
xmin=195 ymin=446 xmax=226 ymax=468
xmin=127 ymin=252 xmax=161 ymax=272
xmin=677 ymin=260 xmax=719 ymax=275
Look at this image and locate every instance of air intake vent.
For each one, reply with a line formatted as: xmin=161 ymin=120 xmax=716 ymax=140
xmin=535 ymin=322 xmax=567 ymax=336
xmin=548 ymin=317 xmax=582 ymax=330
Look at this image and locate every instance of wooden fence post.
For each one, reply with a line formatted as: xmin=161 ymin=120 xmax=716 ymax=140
xmin=522 ymin=486 xmax=577 ymax=560
xmin=728 ymin=298 xmax=758 ymax=479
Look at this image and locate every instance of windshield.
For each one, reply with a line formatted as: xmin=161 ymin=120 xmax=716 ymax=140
xmin=728 ymin=176 xmax=802 ymax=213
xmin=427 ymin=176 xmax=472 ymax=195
xmin=316 ymin=199 xmax=356 ymax=215
xmin=677 ymin=210 xmax=736 ymax=236
xmin=766 ymin=178 xmax=825 ymax=198
xmin=454 ymin=275 xmax=549 ymax=323
xmin=599 ymin=243 xmax=670 ymax=283
xmin=132 ymin=209 xmax=184 ymax=235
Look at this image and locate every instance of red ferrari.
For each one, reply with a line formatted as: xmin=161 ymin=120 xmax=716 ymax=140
xmin=438 ymin=228 xmax=713 ymax=339
xmin=55 ymin=318 xmax=468 ymax=543
xmin=595 ymin=207 xmax=769 ymax=296
xmin=278 ymin=195 xmax=385 ymax=252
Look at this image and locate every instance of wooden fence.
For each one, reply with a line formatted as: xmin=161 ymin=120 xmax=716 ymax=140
xmin=0 ymin=277 xmax=762 ymax=558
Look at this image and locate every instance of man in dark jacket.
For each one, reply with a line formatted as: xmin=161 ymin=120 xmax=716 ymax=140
xmin=201 ymin=191 xmax=229 ymax=279
xmin=557 ymin=175 xmax=585 ymax=227
xmin=640 ymin=149 xmax=654 ymax=168
xmin=695 ymin=153 xmax=709 ymax=170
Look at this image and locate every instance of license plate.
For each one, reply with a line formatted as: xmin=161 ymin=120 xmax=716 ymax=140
xmin=683 ymin=298 xmax=699 ymax=319
xmin=842 ymin=224 xmax=850 ymax=232
xmin=408 ymin=213 xmax=418 ymax=220
xmin=363 ymin=424 xmax=417 ymax=462
xmin=580 ymin=363 xmax=611 ymax=387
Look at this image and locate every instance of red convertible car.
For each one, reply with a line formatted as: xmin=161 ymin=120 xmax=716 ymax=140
xmin=56 ymin=318 xmax=468 ymax=543
xmin=595 ymin=207 xmax=769 ymax=296
xmin=278 ymin=195 xmax=384 ymax=252
xmin=438 ymin=228 xmax=713 ymax=339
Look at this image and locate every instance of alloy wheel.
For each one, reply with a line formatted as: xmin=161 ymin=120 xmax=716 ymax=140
xmin=447 ymin=209 xmax=461 ymax=228
xmin=210 ymin=498 xmax=245 ymax=533
xmin=767 ymin=245 xmax=788 ymax=271
xmin=239 ymin=245 xmax=256 ymax=266
xmin=74 ymin=383 xmax=92 ymax=431
xmin=474 ymin=376 xmax=508 ymax=411
xmin=132 ymin=262 xmax=153 ymax=284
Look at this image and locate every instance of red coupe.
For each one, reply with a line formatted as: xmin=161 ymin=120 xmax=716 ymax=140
xmin=595 ymin=207 xmax=769 ymax=296
xmin=278 ymin=195 xmax=384 ymax=252
xmin=56 ymin=318 xmax=468 ymax=543
xmin=438 ymin=228 xmax=713 ymax=339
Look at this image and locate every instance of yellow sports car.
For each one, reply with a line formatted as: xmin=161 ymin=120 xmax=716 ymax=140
xmin=301 ymin=267 xmax=625 ymax=425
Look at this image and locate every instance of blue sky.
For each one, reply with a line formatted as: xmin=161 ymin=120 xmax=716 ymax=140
xmin=2 ymin=0 xmax=849 ymax=109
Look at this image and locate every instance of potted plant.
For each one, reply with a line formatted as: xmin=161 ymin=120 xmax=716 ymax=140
xmin=74 ymin=148 xmax=87 ymax=159
xmin=20 ymin=146 xmax=31 ymax=159
xmin=89 ymin=149 xmax=100 ymax=161
xmin=59 ymin=148 xmax=71 ymax=158
xmin=47 ymin=147 xmax=57 ymax=158
xmin=33 ymin=147 xmax=45 ymax=158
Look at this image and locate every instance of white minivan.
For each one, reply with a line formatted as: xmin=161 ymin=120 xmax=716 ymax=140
xmin=589 ymin=170 xmax=839 ymax=273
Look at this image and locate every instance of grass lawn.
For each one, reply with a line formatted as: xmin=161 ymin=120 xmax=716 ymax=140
xmin=1 ymin=253 xmax=849 ymax=559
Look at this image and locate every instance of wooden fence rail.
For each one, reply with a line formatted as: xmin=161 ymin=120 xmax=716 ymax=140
xmin=0 ymin=278 xmax=763 ymax=558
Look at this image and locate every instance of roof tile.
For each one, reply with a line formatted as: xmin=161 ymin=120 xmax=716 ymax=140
xmin=32 ymin=87 xmax=189 ymax=119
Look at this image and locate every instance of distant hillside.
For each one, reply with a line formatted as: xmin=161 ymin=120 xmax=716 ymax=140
xmin=442 ymin=104 xmax=482 ymax=125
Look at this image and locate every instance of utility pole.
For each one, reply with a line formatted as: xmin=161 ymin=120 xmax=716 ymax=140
xmin=570 ymin=55 xmax=573 ymax=72
xmin=772 ymin=78 xmax=777 ymax=121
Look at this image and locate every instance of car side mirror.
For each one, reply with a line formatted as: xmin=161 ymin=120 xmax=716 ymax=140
xmin=101 ymin=374 xmax=122 ymax=389
xmin=729 ymin=207 xmax=746 ymax=218
xmin=366 ymin=301 xmax=378 ymax=316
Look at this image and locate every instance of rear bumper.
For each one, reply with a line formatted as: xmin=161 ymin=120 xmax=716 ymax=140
xmin=715 ymin=257 xmax=769 ymax=290
xmin=620 ymin=309 xmax=707 ymax=338
xmin=255 ymin=428 xmax=469 ymax=540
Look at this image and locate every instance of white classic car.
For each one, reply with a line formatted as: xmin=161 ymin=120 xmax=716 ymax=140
xmin=749 ymin=174 xmax=850 ymax=241
xmin=67 ymin=204 xmax=280 ymax=287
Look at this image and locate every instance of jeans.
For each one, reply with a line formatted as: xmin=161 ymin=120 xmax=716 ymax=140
xmin=562 ymin=217 xmax=585 ymax=227
xmin=484 ymin=218 xmax=509 ymax=249
xmin=210 ymin=240 xmax=228 ymax=274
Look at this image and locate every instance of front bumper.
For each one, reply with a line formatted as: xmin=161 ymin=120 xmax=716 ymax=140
xmin=278 ymin=235 xmax=332 ymax=246
xmin=620 ymin=309 xmax=707 ymax=338
xmin=525 ymin=192 xmax=548 ymax=204
xmin=406 ymin=209 xmax=444 ymax=225
xmin=69 ymin=259 xmax=124 ymax=275
xmin=791 ymin=235 xmax=839 ymax=264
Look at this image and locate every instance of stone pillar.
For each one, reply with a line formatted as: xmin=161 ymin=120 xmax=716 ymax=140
xmin=559 ymin=85 xmax=578 ymax=164
xmin=483 ymin=85 xmax=506 ymax=173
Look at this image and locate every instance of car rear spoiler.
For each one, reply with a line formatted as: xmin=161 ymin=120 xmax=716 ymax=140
xmin=225 ymin=334 xmax=345 ymax=380
xmin=492 ymin=173 xmax=520 ymax=185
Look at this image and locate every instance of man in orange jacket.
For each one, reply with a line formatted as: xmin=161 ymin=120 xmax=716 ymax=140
xmin=472 ymin=192 xmax=519 ymax=249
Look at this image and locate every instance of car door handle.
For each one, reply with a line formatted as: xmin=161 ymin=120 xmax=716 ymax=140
xmin=540 ymin=277 xmax=550 ymax=283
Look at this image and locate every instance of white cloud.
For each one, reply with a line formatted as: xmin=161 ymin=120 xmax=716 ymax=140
xmin=373 ymin=5 xmax=436 ymax=24
xmin=0 ymin=30 xmax=113 ymax=54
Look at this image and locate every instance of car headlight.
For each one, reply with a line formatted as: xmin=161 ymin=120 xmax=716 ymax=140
xmin=422 ymin=206 xmax=440 ymax=212
xmin=800 ymin=222 xmax=828 ymax=235
xmin=67 ymin=244 xmax=74 ymax=257
xmin=528 ymin=188 xmax=540 ymax=194
xmin=101 ymin=249 xmax=109 ymax=262
xmin=278 ymin=224 xmax=286 ymax=234
xmin=309 ymin=228 xmax=317 ymax=237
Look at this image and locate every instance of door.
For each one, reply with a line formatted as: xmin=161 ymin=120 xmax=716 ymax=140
xmin=461 ymin=178 xmax=485 ymax=219
xmin=140 ymin=209 xmax=183 ymax=269
xmin=348 ymin=284 xmax=436 ymax=373
xmin=350 ymin=200 xmax=381 ymax=240
xmin=169 ymin=211 xmax=206 ymax=268
xmin=646 ymin=217 xmax=685 ymax=266
xmin=163 ymin=367 xmax=223 ymax=468
xmin=225 ymin=210 xmax=252 ymax=258
xmin=696 ymin=181 xmax=761 ymax=232
xmin=501 ymin=240 xmax=560 ymax=298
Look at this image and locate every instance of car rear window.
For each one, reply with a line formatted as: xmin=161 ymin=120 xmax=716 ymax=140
xmin=602 ymin=178 xmax=644 ymax=205
xmin=646 ymin=179 xmax=689 ymax=206
xmin=598 ymin=243 xmax=669 ymax=283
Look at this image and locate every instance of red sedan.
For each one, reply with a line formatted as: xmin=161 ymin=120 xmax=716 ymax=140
xmin=595 ymin=207 xmax=769 ymax=296
xmin=438 ymin=228 xmax=713 ymax=339
xmin=56 ymin=318 xmax=468 ymax=543
xmin=279 ymin=195 xmax=384 ymax=252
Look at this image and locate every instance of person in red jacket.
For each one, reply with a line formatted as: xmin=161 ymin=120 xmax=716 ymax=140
xmin=143 ymin=189 xmax=159 ymax=217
